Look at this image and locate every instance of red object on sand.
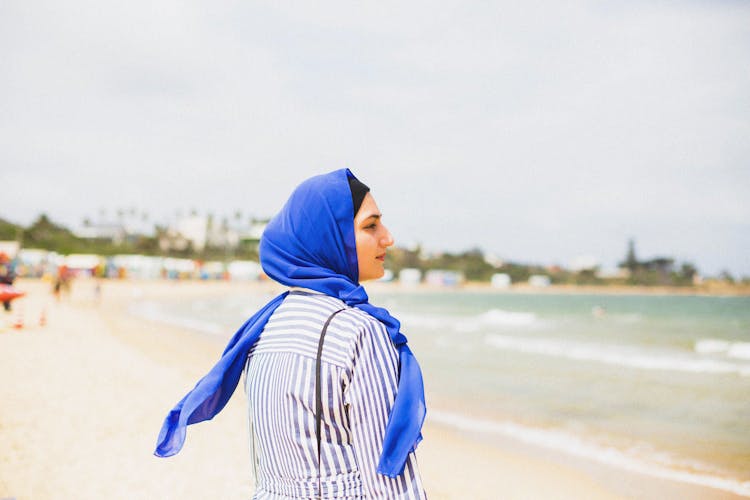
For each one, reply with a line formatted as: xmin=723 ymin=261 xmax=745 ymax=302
xmin=0 ymin=284 xmax=25 ymax=302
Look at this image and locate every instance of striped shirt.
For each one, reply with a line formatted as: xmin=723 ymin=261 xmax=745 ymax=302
xmin=244 ymin=290 xmax=427 ymax=500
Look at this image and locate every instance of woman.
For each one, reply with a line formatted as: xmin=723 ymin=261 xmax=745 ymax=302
xmin=155 ymin=169 xmax=427 ymax=499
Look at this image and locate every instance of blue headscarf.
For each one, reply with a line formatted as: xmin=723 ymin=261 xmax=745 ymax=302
xmin=154 ymin=168 xmax=426 ymax=478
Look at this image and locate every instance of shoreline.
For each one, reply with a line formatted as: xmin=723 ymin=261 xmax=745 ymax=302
xmin=1 ymin=278 xmax=746 ymax=499
xmin=372 ymin=281 xmax=750 ymax=297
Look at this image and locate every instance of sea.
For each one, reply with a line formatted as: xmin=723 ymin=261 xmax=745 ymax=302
xmin=130 ymin=287 xmax=750 ymax=496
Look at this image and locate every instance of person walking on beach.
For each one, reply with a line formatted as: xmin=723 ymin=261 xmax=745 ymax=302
xmin=155 ymin=169 xmax=427 ymax=499
xmin=0 ymin=253 xmax=17 ymax=312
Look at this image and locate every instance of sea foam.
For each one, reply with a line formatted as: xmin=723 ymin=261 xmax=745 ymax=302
xmin=486 ymin=334 xmax=750 ymax=376
xmin=128 ymin=301 xmax=225 ymax=336
xmin=396 ymin=308 xmax=544 ymax=333
xmin=429 ymin=409 xmax=750 ymax=497
xmin=695 ymin=339 xmax=750 ymax=360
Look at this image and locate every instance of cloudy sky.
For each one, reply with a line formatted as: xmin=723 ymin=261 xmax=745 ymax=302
xmin=2 ymin=1 xmax=749 ymax=276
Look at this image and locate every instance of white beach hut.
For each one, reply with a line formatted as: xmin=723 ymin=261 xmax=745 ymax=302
xmin=528 ymin=275 xmax=551 ymax=287
xmin=227 ymin=260 xmax=262 ymax=281
xmin=112 ymin=254 xmax=164 ymax=279
xmin=398 ymin=268 xmax=422 ymax=286
xmin=491 ymin=273 xmax=511 ymax=288
xmin=64 ymin=254 xmax=103 ymax=276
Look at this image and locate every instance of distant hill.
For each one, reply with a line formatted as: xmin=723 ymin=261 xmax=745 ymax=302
xmin=0 ymin=217 xmax=23 ymax=241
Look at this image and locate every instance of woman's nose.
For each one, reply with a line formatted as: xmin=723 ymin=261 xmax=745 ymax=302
xmin=381 ymin=228 xmax=394 ymax=247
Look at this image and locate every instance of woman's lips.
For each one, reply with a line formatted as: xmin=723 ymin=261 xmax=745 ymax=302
xmin=376 ymin=254 xmax=386 ymax=261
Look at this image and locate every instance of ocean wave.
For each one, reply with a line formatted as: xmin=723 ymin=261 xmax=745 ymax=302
xmin=611 ymin=313 xmax=643 ymax=324
xmin=695 ymin=339 xmax=731 ymax=354
xmin=477 ymin=309 xmax=539 ymax=327
xmin=486 ymin=334 xmax=750 ymax=376
xmin=429 ymin=409 xmax=750 ymax=497
xmin=395 ymin=308 xmax=545 ymax=333
xmin=128 ymin=301 xmax=225 ymax=336
xmin=696 ymin=339 xmax=750 ymax=361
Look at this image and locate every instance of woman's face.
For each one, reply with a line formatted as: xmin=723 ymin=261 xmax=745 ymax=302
xmin=354 ymin=192 xmax=394 ymax=282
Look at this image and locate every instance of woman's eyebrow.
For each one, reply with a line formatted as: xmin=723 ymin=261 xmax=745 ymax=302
xmin=362 ymin=213 xmax=381 ymax=221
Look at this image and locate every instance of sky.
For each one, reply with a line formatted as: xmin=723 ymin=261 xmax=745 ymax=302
xmin=1 ymin=1 xmax=749 ymax=277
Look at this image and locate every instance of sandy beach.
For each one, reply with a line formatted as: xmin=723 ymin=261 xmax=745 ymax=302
xmin=0 ymin=279 xmax=743 ymax=499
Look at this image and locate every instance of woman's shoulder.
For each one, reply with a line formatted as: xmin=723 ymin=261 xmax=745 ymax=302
xmin=281 ymin=290 xmax=347 ymax=315
xmin=336 ymin=306 xmax=383 ymax=331
xmin=281 ymin=290 xmax=387 ymax=339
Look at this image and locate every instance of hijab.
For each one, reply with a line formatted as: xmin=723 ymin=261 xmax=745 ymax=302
xmin=348 ymin=175 xmax=370 ymax=215
xmin=154 ymin=168 xmax=426 ymax=478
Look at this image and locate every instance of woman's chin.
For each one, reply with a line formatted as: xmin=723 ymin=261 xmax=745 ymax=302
xmin=359 ymin=267 xmax=385 ymax=282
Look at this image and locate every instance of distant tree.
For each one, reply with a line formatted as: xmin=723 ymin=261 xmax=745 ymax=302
xmin=719 ymin=270 xmax=735 ymax=284
xmin=454 ymin=248 xmax=495 ymax=281
xmin=384 ymin=246 xmax=422 ymax=276
xmin=669 ymin=262 xmax=698 ymax=286
xmin=24 ymin=214 xmax=85 ymax=254
xmin=496 ymin=262 xmax=533 ymax=283
xmin=0 ymin=218 xmax=23 ymax=240
xmin=574 ymin=269 xmax=603 ymax=285
xmin=621 ymin=238 xmax=639 ymax=272
xmin=133 ymin=235 xmax=159 ymax=254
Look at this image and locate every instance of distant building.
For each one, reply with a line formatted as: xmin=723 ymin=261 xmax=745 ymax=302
xmin=0 ymin=241 xmax=20 ymax=258
xmin=16 ymin=248 xmax=57 ymax=277
xmin=162 ymin=257 xmax=198 ymax=278
xmin=528 ymin=275 xmax=551 ymax=287
xmin=64 ymin=254 xmax=103 ymax=275
xmin=75 ymin=223 xmax=127 ymax=245
xmin=111 ymin=254 xmax=164 ymax=279
xmin=157 ymin=214 xmax=268 ymax=255
xmin=227 ymin=260 xmax=263 ymax=281
xmin=176 ymin=215 xmax=208 ymax=252
xmin=199 ymin=261 xmax=227 ymax=280
xmin=206 ymin=217 xmax=240 ymax=250
xmin=398 ymin=268 xmax=422 ymax=285
xmin=491 ymin=273 xmax=511 ymax=288
xmin=378 ymin=269 xmax=395 ymax=282
xmin=424 ymin=270 xmax=464 ymax=287
xmin=238 ymin=218 xmax=269 ymax=252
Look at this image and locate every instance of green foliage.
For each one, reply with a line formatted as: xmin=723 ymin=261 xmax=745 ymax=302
xmin=617 ymin=239 xmax=698 ymax=287
xmin=24 ymin=214 xmax=87 ymax=254
xmin=671 ymin=262 xmax=697 ymax=286
xmin=423 ymin=248 xmax=495 ymax=281
xmin=384 ymin=246 xmax=422 ymax=277
xmin=0 ymin=217 xmax=23 ymax=240
xmin=719 ymin=270 xmax=735 ymax=284
xmin=620 ymin=238 xmax=638 ymax=272
xmin=495 ymin=262 xmax=533 ymax=283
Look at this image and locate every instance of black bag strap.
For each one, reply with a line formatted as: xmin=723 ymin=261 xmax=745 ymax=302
xmin=315 ymin=307 xmax=346 ymax=497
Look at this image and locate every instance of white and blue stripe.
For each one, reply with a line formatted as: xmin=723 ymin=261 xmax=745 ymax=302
xmin=244 ymin=290 xmax=426 ymax=499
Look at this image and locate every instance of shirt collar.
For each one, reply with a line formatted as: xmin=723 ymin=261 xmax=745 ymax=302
xmin=288 ymin=286 xmax=326 ymax=295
